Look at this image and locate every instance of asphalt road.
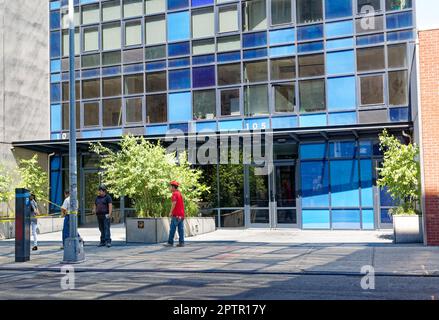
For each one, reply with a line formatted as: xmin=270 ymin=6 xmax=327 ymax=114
xmin=1 ymin=268 xmax=438 ymax=300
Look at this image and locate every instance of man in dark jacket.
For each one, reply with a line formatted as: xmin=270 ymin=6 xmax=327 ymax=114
xmin=93 ymin=185 xmax=113 ymax=248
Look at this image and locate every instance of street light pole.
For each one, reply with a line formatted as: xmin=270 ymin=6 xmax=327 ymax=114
xmin=63 ymin=0 xmax=85 ymax=264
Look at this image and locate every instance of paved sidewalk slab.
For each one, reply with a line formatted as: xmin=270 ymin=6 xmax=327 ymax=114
xmin=0 ymin=228 xmax=438 ymax=277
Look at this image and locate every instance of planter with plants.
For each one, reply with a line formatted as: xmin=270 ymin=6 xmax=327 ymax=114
xmin=377 ymin=130 xmax=423 ymax=244
xmin=90 ymin=135 xmax=215 ymax=244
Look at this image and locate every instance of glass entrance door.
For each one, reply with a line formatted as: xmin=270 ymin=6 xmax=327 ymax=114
xmin=247 ymin=165 xmax=272 ymax=227
xmin=273 ymin=164 xmax=298 ymax=228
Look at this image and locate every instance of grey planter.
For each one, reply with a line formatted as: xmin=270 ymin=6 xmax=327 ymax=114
xmin=393 ymin=215 xmax=423 ymax=244
xmin=126 ymin=217 xmax=216 ymax=244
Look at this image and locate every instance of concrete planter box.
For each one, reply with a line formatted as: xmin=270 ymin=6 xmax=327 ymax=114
xmin=0 ymin=216 xmax=64 ymax=240
xmin=126 ymin=217 xmax=216 ymax=244
xmin=393 ymin=215 xmax=423 ymax=244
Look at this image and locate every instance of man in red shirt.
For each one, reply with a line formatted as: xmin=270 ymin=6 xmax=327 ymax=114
xmin=165 ymin=181 xmax=185 ymax=247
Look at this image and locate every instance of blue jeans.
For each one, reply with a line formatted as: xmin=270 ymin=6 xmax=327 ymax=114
xmin=62 ymin=215 xmax=81 ymax=245
xmin=97 ymin=215 xmax=111 ymax=244
xmin=168 ymin=217 xmax=184 ymax=245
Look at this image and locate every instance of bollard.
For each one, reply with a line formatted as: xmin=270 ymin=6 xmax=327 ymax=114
xmin=15 ymin=188 xmax=31 ymax=262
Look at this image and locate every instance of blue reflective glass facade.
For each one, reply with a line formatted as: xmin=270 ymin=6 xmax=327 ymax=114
xmin=48 ymin=0 xmax=415 ymax=230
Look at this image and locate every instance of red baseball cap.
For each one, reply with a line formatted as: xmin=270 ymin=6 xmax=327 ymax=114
xmin=170 ymin=180 xmax=179 ymax=187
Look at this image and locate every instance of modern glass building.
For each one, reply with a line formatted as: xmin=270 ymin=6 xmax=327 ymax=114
xmin=39 ymin=0 xmax=416 ymax=229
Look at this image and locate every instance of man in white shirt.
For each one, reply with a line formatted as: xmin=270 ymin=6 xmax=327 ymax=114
xmin=61 ymin=190 xmax=82 ymax=250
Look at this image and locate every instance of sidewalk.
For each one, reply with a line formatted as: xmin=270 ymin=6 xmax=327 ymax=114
xmin=1 ymin=227 xmax=438 ymax=277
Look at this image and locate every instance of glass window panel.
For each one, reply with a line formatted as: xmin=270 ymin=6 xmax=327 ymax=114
xmin=81 ymin=54 xmax=101 ymax=68
xmin=326 ymin=50 xmax=355 ymax=75
xmin=168 ymin=0 xmax=189 ymax=10
xmin=123 ymin=48 xmax=144 ymax=63
xmin=103 ymin=76 xmax=122 ymax=97
xmin=298 ymin=54 xmax=324 ymax=77
xmin=62 ymin=102 xmax=80 ymax=130
xmin=325 ymin=0 xmax=352 ymax=19
xmin=168 ymin=11 xmax=190 ymax=41
xmin=146 ymin=0 xmax=166 ymax=14
xmin=360 ymin=159 xmax=374 ymax=207
xmin=302 ymin=210 xmax=330 ymax=229
xmin=330 ymin=160 xmax=360 ymax=207
xmin=274 ymin=83 xmax=295 ymax=113
xmin=124 ymin=74 xmax=144 ymax=95
xmin=357 ymin=0 xmax=381 ymax=13
xmin=357 ymin=46 xmax=385 ymax=71
xmin=61 ymin=8 xmax=80 ymax=29
xmin=301 ymin=160 xmax=329 ymax=208
xmin=297 ymin=24 xmax=323 ymax=41
xmin=271 ymin=0 xmax=292 ymax=25
xmin=102 ymin=23 xmax=121 ymax=50
xmin=124 ymin=0 xmax=143 ymax=18
xmin=386 ymin=0 xmax=412 ymax=11
xmin=194 ymin=90 xmax=216 ymax=120
xmin=147 ymin=94 xmax=167 ymax=123
xmin=244 ymin=85 xmax=269 ymax=116
xmin=169 ymin=69 xmax=190 ymax=90
xmin=125 ymin=21 xmax=142 ymax=46
xmin=389 ymin=107 xmax=409 ymax=122
xmin=50 ymin=11 xmax=61 ymax=30
xmin=192 ymin=8 xmax=214 ymax=38
xmin=332 ymin=210 xmax=361 ymax=229
xmin=83 ymin=101 xmax=100 ymax=127
xmin=126 ymin=98 xmax=143 ymax=123
xmin=218 ymin=6 xmax=239 ymax=33
xmin=62 ymin=29 xmax=80 ymax=56
xmin=62 ymin=81 xmax=80 ymax=101
xmin=221 ymin=89 xmax=240 ymax=116
xmin=168 ymin=42 xmax=190 ymax=56
xmin=102 ymin=1 xmax=121 ymax=21
xmin=358 ymin=108 xmax=387 ymax=123
xmin=217 ymin=35 xmax=241 ymax=52
xmin=327 ymin=76 xmax=356 ymax=111
xmin=169 ymin=92 xmax=192 ymax=122
xmin=299 ymin=79 xmax=326 ymax=112
xmin=328 ymin=111 xmax=356 ymax=125
xmin=300 ymin=143 xmax=327 ymax=159
xmin=145 ymin=45 xmax=166 ymax=60
xmin=386 ymin=11 xmax=413 ymax=29
xmin=193 ymin=39 xmax=215 ymax=55
xmin=296 ymin=0 xmax=323 ymax=24
xmin=242 ymin=0 xmax=267 ymax=32
xmin=360 ymin=75 xmax=384 ymax=105
xmin=330 ymin=141 xmax=357 ymax=158
xmin=271 ymin=58 xmax=295 ymax=80
xmin=244 ymin=60 xmax=268 ymax=82
xmin=325 ymin=20 xmax=354 ymax=38
xmin=83 ymin=27 xmax=99 ymax=52
xmin=362 ymin=209 xmax=374 ymax=230
xmin=103 ymin=51 xmax=122 ymax=65
xmin=243 ymin=32 xmax=267 ymax=48
xmin=146 ymin=71 xmax=167 ymax=92
xmin=82 ymin=4 xmax=100 ymax=25
xmin=218 ymin=63 xmax=241 ymax=85
xmin=388 ymin=70 xmax=408 ymax=106
xmin=82 ymin=79 xmax=100 ymax=99
xmin=193 ymin=66 xmax=216 ymax=88
xmin=269 ymin=28 xmax=295 ymax=45
xmin=388 ymin=43 xmax=407 ymax=68
xmin=355 ymin=15 xmax=384 ymax=34
xmin=145 ymin=15 xmax=166 ymax=45
xmin=103 ymin=99 xmax=123 ymax=127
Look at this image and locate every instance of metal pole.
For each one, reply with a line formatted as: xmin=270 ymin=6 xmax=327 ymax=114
xmin=63 ymin=0 xmax=84 ymax=263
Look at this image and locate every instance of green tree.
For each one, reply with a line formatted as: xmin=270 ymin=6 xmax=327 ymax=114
xmin=18 ymin=154 xmax=49 ymax=202
xmin=90 ymin=135 xmax=209 ymax=218
xmin=377 ymin=129 xmax=421 ymax=215
xmin=0 ymin=165 xmax=14 ymax=204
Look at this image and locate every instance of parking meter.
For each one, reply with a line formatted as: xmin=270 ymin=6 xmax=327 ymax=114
xmin=15 ymin=188 xmax=31 ymax=262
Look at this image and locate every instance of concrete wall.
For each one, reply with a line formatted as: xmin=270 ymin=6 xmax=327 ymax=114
xmin=0 ymin=216 xmax=64 ymax=240
xmin=0 ymin=0 xmax=50 ymax=215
